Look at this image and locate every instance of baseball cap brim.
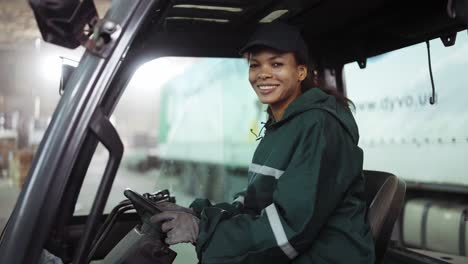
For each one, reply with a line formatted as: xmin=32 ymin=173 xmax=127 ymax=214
xmin=239 ymin=40 xmax=290 ymax=55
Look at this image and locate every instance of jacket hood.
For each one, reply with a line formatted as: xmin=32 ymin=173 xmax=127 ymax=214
xmin=271 ymin=88 xmax=359 ymax=144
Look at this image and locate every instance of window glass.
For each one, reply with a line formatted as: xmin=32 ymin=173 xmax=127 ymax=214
xmin=0 ymin=42 xmax=83 ymax=233
xmin=109 ymin=56 xmax=263 ymax=205
xmin=75 ymin=143 xmax=109 ymax=215
xmin=344 ymin=32 xmax=468 ymax=186
xmin=87 ymin=57 xmax=264 ymax=262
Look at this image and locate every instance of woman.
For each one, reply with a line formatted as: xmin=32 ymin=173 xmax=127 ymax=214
xmin=152 ymin=22 xmax=375 ymax=264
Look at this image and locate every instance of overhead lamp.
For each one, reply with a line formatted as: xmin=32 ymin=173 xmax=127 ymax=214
xmin=166 ymin=17 xmax=229 ymax=23
xmin=259 ymin=10 xmax=289 ymax=23
xmin=173 ymin=5 xmax=242 ymax=12
xmin=41 ymin=55 xmax=62 ymax=82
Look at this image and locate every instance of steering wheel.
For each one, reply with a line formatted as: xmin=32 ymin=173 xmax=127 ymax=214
xmin=100 ymin=189 xmax=177 ymax=264
xmin=124 ymin=189 xmax=163 ymax=216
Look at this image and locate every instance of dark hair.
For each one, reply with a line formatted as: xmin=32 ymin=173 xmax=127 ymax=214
xmin=294 ymin=54 xmax=354 ymax=111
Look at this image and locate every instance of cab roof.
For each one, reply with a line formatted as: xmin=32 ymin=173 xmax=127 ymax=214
xmin=137 ymin=0 xmax=467 ymax=66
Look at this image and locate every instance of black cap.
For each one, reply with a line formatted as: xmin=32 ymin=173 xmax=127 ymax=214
xmin=239 ymin=22 xmax=309 ymax=64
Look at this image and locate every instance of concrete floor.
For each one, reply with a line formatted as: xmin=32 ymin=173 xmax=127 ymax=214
xmin=0 ymin=177 xmax=19 ymax=232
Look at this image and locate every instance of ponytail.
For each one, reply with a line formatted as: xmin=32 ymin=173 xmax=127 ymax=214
xmin=295 ymin=55 xmax=354 ymax=111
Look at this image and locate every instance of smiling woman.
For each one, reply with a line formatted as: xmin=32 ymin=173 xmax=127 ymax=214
xmin=151 ymin=22 xmax=376 ymax=264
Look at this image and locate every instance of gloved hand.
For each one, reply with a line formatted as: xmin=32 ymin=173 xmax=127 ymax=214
xmin=151 ymin=203 xmax=200 ymax=245
xmin=155 ymin=201 xmax=195 ymax=214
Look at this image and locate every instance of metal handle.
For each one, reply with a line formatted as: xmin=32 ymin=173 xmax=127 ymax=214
xmin=73 ymin=109 xmax=124 ymax=264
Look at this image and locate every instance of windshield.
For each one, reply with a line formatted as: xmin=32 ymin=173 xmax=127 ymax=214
xmin=76 ymin=57 xmax=262 ymax=215
xmin=344 ymin=33 xmax=468 ymax=187
xmin=72 ymin=56 xmax=259 ymax=262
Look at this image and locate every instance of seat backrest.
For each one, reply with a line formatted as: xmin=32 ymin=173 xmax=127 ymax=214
xmin=363 ymin=170 xmax=406 ymax=263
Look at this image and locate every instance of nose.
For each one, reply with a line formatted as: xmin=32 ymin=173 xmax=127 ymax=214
xmin=257 ymin=68 xmax=272 ymax=80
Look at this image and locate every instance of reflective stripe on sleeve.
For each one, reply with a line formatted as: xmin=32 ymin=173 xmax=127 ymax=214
xmin=265 ymin=203 xmax=299 ymax=259
xmin=249 ymin=163 xmax=284 ymax=179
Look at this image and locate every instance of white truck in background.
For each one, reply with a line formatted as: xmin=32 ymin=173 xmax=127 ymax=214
xmin=155 ymin=58 xmax=266 ymax=201
xmin=153 ymin=34 xmax=468 ymax=202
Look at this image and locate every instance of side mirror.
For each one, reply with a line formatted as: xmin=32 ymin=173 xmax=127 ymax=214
xmin=29 ymin=0 xmax=99 ymax=49
xmin=59 ymin=58 xmax=78 ymax=95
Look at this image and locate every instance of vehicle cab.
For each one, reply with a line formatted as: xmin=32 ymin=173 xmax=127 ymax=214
xmin=0 ymin=0 xmax=467 ymax=263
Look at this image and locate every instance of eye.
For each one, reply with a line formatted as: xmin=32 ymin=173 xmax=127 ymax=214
xmin=272 ymin=62 xmax=283 ymax=67
xmin=249 ymin=63 xmax=259 ymax=69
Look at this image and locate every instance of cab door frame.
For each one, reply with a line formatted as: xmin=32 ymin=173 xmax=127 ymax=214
xmin=0 ymin=0 xmax=160 ymax=263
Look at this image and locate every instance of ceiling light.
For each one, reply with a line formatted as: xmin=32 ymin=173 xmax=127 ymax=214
xmin=166 ymin=17 xmax=229 ymax=23
xmin=173 ymin=4 xmax=242 ymax=12
xmin=41 ymin=55 xmax=62 ymax=82
xmin=259 ymin=10 xmax=289 ymax=23
xmin=35 ymin=38 xmax=41 ymax=49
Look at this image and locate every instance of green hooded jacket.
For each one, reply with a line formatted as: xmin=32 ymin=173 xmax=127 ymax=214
xmin=190 ymin=88 xmax=375 ymax=263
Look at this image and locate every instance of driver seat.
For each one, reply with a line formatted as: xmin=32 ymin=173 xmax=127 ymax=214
xmin=363 ymin=170 xmax=406 ymax=263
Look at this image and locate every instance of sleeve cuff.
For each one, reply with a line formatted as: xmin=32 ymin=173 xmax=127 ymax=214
xmin=195 ymin=207 xmax=231 ymax=261
xmin=190 ymin=198 xmax=213 ymax=217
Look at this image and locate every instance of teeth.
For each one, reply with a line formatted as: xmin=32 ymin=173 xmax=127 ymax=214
xmin=258 ymin=85 xmax=277 ymax=90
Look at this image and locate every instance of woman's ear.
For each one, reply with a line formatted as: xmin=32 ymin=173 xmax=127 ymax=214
xmin=298 ymin=65 xmax=308 ymax=81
